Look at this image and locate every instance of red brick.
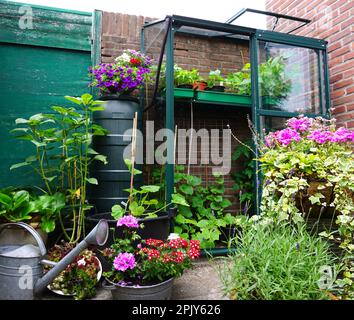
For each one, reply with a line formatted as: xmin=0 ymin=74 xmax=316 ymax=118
xmin=332 ymin=105 xmax=346 ymax=114
xmin=331 ymin=10 xmax=350 ymax=26
xmin=330 ymin=73 xmax=343 ymax=84
xmin=329 ymin=29 xmax=351 ymax=43
xmin=341 ymin=16 xmax=354 ymax=30
xmin=332 ymin=89 xmax=346 ymax=99
xmin=346 ymin=120 xmax=354 ymax=128
xmin=347 ymin=103 xmax=354 ymax=112
xmin=333 ymin=78 xmax=353 ymax=90
xmin=339 ymin=1 xmax=354 ymax=14
xmin=333 ymin=94 xmax=354 ymax=107
xmin=331 ymin=60 xmax=354 ymax=75
xmin=346 ymin=86 xmax=354 ymax=95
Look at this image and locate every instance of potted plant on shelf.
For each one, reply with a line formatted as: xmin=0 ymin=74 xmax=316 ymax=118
xmin=174 ymin=65 xmax=201 ymax=89
xmin=225 ymin=65 xmax=251 ymax=95
xmin=205 ymin=69 xmax=225 ymax=92
xmin=102 ymin=215 xmax=200 ymax=300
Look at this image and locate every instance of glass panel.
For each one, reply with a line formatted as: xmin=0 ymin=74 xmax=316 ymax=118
xmin=260 ymin=116 xmax=289 ymax=134
xmin=258 ymin=41 xmax=321 ymax=114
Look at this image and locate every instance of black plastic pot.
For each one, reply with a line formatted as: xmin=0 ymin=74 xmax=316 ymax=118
xmin=177 ymin=84 xmax=193 ymax=89
xmin=205 ymin=85 xmax=225 ymax=92
xmin=85 ymin=208 xmax=177 ymax=247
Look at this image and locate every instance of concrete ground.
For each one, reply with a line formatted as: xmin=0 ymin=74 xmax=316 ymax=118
xmin=42 ymin=257 xmax=229 ymax=300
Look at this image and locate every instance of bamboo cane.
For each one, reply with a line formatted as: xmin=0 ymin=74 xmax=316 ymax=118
xmin=128 ymin=112 xmax=138 ymax=205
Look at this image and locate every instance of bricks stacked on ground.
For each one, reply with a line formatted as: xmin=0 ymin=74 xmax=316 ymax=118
xmin=265 ymin=0 xmax=354 ymax=128
xmin=101 ymin=12 xmax=253 ymax=212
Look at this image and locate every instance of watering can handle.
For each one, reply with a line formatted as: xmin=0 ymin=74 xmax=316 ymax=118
xmin=0 ymin=222 xmax=47 ymax=256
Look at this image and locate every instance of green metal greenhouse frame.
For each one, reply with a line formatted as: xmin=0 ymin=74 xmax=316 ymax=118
xmin=141 ymin=14 xmax=331 ymax=217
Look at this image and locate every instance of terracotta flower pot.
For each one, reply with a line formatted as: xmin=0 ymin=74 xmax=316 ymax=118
xmin=193 ymin=81 xmax=207 ymax=91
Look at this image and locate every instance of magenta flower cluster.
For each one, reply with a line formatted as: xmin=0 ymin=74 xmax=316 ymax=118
xmin=287 ymin=117 xmax=313 ymax=132
xmin=113 ymin=252 xmax=136 ymax=272
xmin=117 ymin=215 xmax=139 ymax=228
xmin=308 ymin=127 xmax=354 ymax=144
xmin=265 ymin=116 xmax=354 ymax=147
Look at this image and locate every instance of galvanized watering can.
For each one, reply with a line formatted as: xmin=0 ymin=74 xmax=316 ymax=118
xmin=0 ymin=220 xmax=108 ymax=300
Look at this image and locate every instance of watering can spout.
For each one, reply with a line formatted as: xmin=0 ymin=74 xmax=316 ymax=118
xmin=34 ymin=219 xmax=109 ymax=296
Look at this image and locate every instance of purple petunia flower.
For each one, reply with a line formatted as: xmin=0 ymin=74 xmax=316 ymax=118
xmin=117 ymin=215 xmax=139 ymax=228
xmin=113 ymin=252 xmax=136 ymax=272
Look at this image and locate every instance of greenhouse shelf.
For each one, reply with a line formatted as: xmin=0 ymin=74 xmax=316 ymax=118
xmin=172 ymin=89 xmax=280 ymax=108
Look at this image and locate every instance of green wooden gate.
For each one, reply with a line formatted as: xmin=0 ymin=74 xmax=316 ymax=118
xmin=0 ymin=1 xmax=96 ymax=187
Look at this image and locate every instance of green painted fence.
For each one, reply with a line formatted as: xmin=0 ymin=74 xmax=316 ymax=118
xmin=0 ymin=1 xmax=94 ymax=187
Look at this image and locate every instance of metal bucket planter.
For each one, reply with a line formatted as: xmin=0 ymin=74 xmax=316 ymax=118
xmin=0 ymin=223 xmax=47 ymax=246
xmin=103 ymin=277 xmax=174 ymax=300
xmin=0 ymin=221 xmax=108 ymax=300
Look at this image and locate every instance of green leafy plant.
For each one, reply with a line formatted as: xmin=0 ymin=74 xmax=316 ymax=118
xmin=219 ymin=222 xmax=338 ymax=300
xmin=259 ymin=56 xmax=292 ymax=99
xmin=172 ymin=166 xmax=236 ymax=249
xmin=174 ymin=65 xmax=201 ymax=87
xmin=206 ymin=69 xmax=224 ymax=88
xmin=111 ymin=160 xmax=188 ymax=220
xmin=225 ymin=64 xmax=251 ymax=95
xmin=231 ymin=139 xmax=255 ymax=212
xmin=224 ymin=56 xmax=291 ymax=99
xmin=0 ymin=188 xmax=65 ymax=233
xmin=10 ymin=93 xmax=108 ymax=243
xmin=0 ymin=189 xmax=35 ymax=223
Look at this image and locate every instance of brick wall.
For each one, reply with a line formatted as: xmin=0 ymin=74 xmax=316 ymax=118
xmin=100 ymin=11 xmax=253 ymax=211
xmin=265 ymin=0 xmax=354 ymax=128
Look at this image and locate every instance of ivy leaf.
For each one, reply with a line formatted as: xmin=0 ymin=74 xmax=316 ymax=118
xmin=180 ymin=184 xmax=193 ymax=195
xmin=308 ymin=193 xmax=324 ymax=205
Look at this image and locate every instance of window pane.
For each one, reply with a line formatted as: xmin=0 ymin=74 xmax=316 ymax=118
xmin=258 ymin=41 xmax=321 ymax=114
xmin=260 ymin=116 xmax=289 ymax=134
